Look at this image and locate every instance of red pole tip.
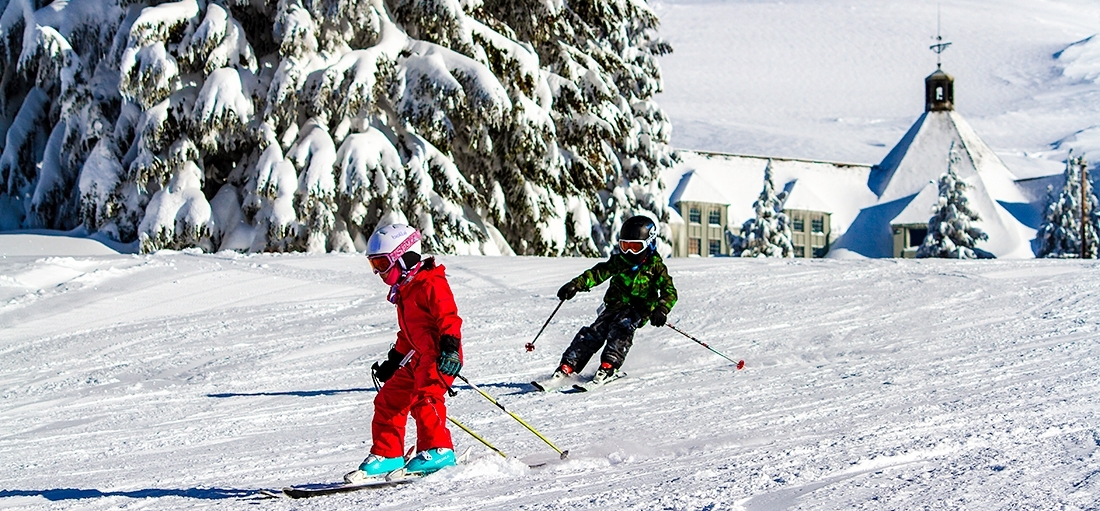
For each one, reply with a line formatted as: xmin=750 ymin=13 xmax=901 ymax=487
xmin=737 ymin=360 xmax=745 ymax=370
xmin=525 ymin=343 xmax=535 ymax=352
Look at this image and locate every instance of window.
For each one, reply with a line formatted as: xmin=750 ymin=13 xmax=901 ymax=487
xmin=811 ymin=218 xmax=824 ymax=233
xmin=689 ymin=208 xmax=701 ymax=224
xmin=908 ymin=228 xmax=927 ymax=248
xmin=689 ymin=238 xmax=701 ymax=255
xmin=708 ymin=210 xmax=721 ymax=225
xmin=793 ymin=245 xmax=806 ymax=258
xmin=812 ymin=246 xmax=828 ymax=258
xmin=792 ymin=217 xmax=804 ymax=231
xmin=936 ymin=86 xmax=944 ymax=101
xmin=708 ymin=239 xmax=721 ymax=256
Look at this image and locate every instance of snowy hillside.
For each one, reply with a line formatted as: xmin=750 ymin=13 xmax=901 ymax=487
xmin=656 ymin=0 xmax=1100 ymax=175
xmin=2 ymin=234 xmax=1099 ymax=509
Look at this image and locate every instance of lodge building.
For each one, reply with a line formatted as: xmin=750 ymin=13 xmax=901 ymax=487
xmin=665 ymin=66 xmax=1055 ymax=259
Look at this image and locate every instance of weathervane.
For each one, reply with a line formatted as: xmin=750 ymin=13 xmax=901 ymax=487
xmin=930 ymin=4 xmax=952 ymax=69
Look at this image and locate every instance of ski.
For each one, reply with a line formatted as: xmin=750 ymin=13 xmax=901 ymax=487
xmin=280 ymin=477 xmax=417 ymax=498
xmin=571 ymin=371 xmax=626 ymax=392
xmin=530 ymin=374 xmax=573 ymax=392
xmin=277 ymin=447 xmax=471 ymax=499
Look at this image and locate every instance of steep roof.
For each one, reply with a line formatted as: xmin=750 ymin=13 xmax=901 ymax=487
xmin=869 ymin=110 xmax=1026 ymax=204
xmin=889 ymin=181 xmax=939 ymax=225
xmin=833 ymin=107 xmax=1037 ymax=258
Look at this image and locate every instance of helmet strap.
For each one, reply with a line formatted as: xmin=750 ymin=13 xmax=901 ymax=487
xmin=386 ymin=261 xmax=423 ymax=304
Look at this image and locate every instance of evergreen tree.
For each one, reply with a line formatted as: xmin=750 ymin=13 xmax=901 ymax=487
xmin=735 ymin=160 xmax=793 ymax=258
xmin=0 ymin=0 xmax=677 ymax=256
xmin=479 ymin=0 xmax=677 ymax=255
xmin=1035 ymin=153 xmax=1098 ymax=258
xmin=916 ymin=142 xmax=989 ymax=259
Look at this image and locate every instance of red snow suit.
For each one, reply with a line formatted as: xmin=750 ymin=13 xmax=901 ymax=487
xmin=371 ymin=259 xmax=463 ymax=458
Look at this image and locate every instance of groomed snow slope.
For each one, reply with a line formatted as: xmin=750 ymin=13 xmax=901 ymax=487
xmin=2 ymin=235 xmax=1098 ymax=510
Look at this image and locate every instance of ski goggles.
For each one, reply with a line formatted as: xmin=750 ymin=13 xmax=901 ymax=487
xmin=368 ymin=255 xmax=396 ymax=274
xmin=618 ymin=239 xmax=649 ymax=254
xmin=618 ymin=227 xmax=658 ymax=254
xmin=368 ymin=231 xmax=422 ymax=274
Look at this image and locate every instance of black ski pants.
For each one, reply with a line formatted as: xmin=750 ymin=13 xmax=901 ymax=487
xmin=559 ymin=306 xmax=643 ymax=371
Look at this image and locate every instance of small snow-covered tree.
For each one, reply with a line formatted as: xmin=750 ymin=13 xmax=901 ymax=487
xmin=1036 ymin=154 xmax=1098 ymax=258
xmin=736 ymin=160 xmax=793 ymax=258
xmin=916 ymin=142 xmax=989 ymax=259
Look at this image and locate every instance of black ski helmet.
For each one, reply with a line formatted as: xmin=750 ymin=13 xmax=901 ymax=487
xmin=618 ymin=215 xmax=658 ymax=263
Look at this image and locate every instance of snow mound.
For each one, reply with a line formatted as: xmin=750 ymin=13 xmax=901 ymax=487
xmin=1055 ymin=35 xmax=1100 ymax=83
xmin=1 ymin=233 xmax=120 ymax=256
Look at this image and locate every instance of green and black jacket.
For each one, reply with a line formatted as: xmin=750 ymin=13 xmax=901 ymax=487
xmin=569 ymin=252 xmax=677 ymax=324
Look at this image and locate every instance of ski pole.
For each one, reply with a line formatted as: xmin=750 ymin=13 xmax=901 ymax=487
xmin=447 ymin=416 xmax=507 ymax=458
xmin=454 ymin=374 xmax=569 ymax=459
xmin=525 ymin=300 xmax=565 ymax=352
xmin=666 ymin=324 xmax=746 ymax=370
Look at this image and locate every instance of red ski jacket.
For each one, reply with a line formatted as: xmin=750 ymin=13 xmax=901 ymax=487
xmin=392 ymin=260 xmax=463 ymax=359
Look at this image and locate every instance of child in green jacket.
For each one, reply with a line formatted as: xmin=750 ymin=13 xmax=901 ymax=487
xmin=550 ymin=215 xmax=677 ymax=385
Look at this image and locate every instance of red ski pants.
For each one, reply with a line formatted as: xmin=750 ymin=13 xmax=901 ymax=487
xmin=370 ymin=358 xmax=454 ymax=458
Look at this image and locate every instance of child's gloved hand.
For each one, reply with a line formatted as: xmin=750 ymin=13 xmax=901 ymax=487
xmin=649 ymin=309 xmax=667 ymax=327
xmin=437 ymin=335 xmax=462 ymax=376
xmin=557 ymin=282 xmax=578 ymax=300
xmin=373 ymin=348 xmax=405 ymax=382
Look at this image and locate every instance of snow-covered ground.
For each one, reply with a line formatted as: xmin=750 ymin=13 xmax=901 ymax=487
xmin=656 ymin=0 xmax=1100 ymax=176
xmin=4 ymin=1 xmax=1100 ymax=509
xmin=2 ymin=234 xmax=1099 ymax=509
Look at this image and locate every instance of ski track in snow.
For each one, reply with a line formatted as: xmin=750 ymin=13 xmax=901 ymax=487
xmin=1 ymin=250 xmax=1099 ymax=510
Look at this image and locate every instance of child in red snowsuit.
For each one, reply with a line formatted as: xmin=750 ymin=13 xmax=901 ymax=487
xmin=345 ymin=224 xmax=464 ymax=482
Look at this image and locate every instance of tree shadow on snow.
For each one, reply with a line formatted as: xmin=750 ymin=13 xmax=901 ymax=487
xmin=0 ymin=487 xmax=264 ymax=501
xmin=207 ymin=387 xmax=376 ymax=398
xmin=455 ymin=381 xmax=539 ymax=396
xmin=208 ymin=382 xmax=535 ymax=399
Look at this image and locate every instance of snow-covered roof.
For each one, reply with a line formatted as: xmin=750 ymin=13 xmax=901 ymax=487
xmin=869 ymin=110 xmax=1027 ymax=205
xmin=664 ymin=152 xmax=875 ymax=235
xmin=669 ymin=169 xmax=729 ymax=205
xmin=833 ymin=106 xmax=1038 ymax=259
xmin=783 ymin=179 xmax=833 ymax=214
xmin=889 ymin=181 xmax=939 ymax=225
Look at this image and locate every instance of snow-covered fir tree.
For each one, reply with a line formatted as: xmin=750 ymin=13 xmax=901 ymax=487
xmin=0 ymin=0 xmax=676 ymax=255
xmin=1035 ymin=153 xmax=1098 ymax=258
xmin=916 ymin=142 xmax=989 ymax=259
xmin=480 ymin=0 xmax=677 ymax=255
xmin=732 ymin=160 xmax=793 ymax=258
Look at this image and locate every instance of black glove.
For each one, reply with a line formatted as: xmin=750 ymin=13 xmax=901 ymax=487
xmin=557 ymin=281 xmax=578 ymax=301
xmin=437 ymin=335 xmax=462 ymax=376
xmin=373 ymin=348 xmax=405 ymax=382
xmin=649 ymin=309 xmax=668 ymax=327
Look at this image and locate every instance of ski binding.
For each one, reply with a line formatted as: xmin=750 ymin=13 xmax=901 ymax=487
xmin=572 ymin=371 xmax=626 ymax=392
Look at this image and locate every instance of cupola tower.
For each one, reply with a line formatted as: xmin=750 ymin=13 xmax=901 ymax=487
xmin=925 ymin=68 xmax=954 ymax=112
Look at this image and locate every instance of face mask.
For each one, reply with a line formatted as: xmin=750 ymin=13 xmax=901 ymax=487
xmin=380 ymin=265 xmax=402 ymax=286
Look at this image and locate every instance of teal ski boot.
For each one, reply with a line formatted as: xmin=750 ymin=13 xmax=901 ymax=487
xmin=344 ymin=454 xmax=405 ymax=483
xmin=404 ymin=448 xmax=456 ymax=475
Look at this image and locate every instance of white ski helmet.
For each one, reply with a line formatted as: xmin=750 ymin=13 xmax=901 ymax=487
xmin=367 ymin=224 xmax=422 ymax=275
